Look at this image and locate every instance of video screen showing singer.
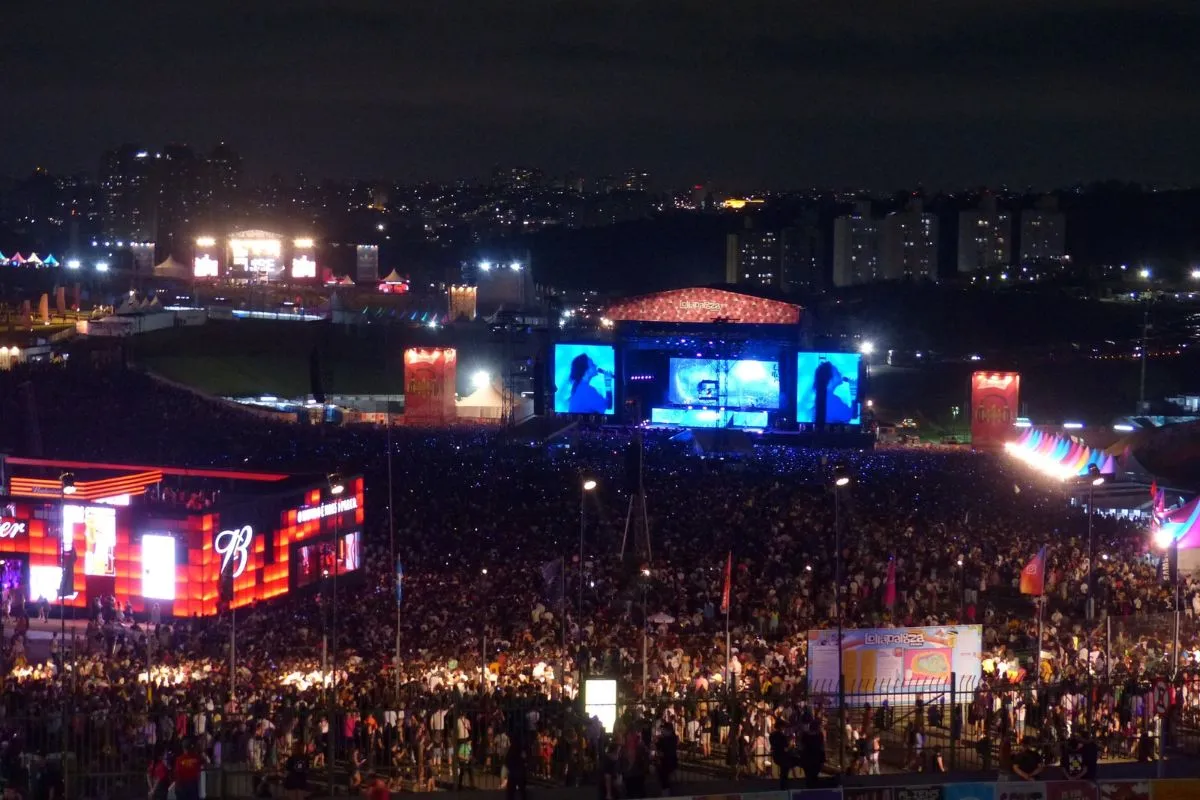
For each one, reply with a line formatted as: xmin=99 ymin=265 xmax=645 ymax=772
xmin=566 ymin=353 xmax=613 ymax=414
xmin=813 ymin=356 xmax=854 ymax=424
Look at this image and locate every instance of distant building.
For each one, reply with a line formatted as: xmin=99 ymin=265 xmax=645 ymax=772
xmin=725 ymin=216 xmax=824 ymax=293
xmin=100 ymin=144 xmax=156 ymax=243
xmin=1019 ymin=195 xmax=1066 ymax=263
xmin=957 ymin=195 xmax=1011 ymax=273
xmin=621 ymin=170 xmax=651 ymax=192
xmin=882 ymin=198 xmax=939 ymax=281
xmin=491 ymin=166 xmax=543 ymax=190
xmin=832 ymin=201 xmax=882 ymax=287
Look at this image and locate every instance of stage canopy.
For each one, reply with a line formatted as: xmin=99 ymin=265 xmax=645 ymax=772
xmin=605 ymin=287 xmax=801 ymax=325
xmin=1005 ymin=427 xmax=1118 ymax=480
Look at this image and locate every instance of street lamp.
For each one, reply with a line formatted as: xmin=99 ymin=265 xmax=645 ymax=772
xmin=325 ymin=473 xmax=345 ymax=792
xmin=59 ymin=473 xmax=76 ymax=496
xmin=1081 ymin=463 xmax=1105 ymax=674
xmin=957 ymin=557 xmax=966 ymax=620
xmin=832 ymin=464 xmax=852 ymax=771
xmin=580 ymin=479 xmax=597 ymax=619
xmin=640 ymin=567 xmax=651 ymax=699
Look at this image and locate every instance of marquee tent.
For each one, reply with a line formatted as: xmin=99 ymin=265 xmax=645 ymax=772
xmin=153 ymin=256 xmax=191 ymax=280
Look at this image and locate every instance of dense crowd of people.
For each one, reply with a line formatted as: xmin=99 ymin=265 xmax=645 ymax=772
xmin=0 ymin=364 xmax=1197 ymax=798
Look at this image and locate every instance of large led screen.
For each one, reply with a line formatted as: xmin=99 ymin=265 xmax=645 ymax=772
xmin=141 ymin=534 xmax=177 ymax=601
xmin=295 ymin=531 xmax=362 ymax=589
xmin=29 ymin=565 xmax=63 ymax=603
xmin=62 ymin=505 xmax=117 ymax=577
xmin=796 ymin=352 xmax=862 ymax=425
xmin=668 ymin=358 xmax=780 ymax=409
xmin=553 ymin=344 xmax=616 ymax=415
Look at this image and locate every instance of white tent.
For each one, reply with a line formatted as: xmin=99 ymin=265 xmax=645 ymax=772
xmin=456 ymin=383 xmax=505 ymax=421
xmin=153 ymin=256 xmax=190 ymax=280
xmin=381 ymin=269 xmax=405 ymax=284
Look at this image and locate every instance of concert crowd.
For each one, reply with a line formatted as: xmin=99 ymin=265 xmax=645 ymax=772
xmin=0 ymin=365 xmax=1196 ymax=797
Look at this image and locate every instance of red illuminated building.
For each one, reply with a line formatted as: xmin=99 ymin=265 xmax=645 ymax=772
xmin=0 ymin=457 xmax=363 ymax=617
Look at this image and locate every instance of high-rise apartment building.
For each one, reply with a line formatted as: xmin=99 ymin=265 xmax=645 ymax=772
xmin=100 ymin=144 xmax=156 ymax=243
xmin=621 ymin=170 xmax=651 ymax=192
xmin=882 ymin=198 xmax=939 ymax=281
xmin=957 ymin=195 xmax=1011 ymax=273
xmin=204 ymin=142 xmax=242 ymax=219
xmin=832 ymin=201 xmax=882 ymax=287
xmin=1019 ymin=195 xmax=1065 ymax=263
xmin=724 ymin=216 xmax=822 ymax=293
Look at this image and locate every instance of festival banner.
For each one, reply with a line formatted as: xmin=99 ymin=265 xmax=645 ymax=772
xmin=807 ymin=625 xmax=982 ymax=702
xmin=971 ymin=371 xmax=1020 ymax=450
xmin=1046 ymin=781 xmax=1098 ymax=800
xmin=996 ymin=784 xmax=1046 ymax=800
xmin=896 ymin=788 xmax=943 ymax=800
xmin=1019 ymin=547 xmax=1047 ymax=596
xmin=944 ymin=784 xmax=995 ymax=800
xmin=1098 ymin=783 xmax=1150 ymax=800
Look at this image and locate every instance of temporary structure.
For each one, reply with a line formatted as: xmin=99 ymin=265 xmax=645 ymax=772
xmin=153 ymin=256 xmax=191 ymax=280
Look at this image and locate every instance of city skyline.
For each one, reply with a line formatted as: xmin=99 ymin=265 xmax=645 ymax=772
xmin=5 ymin=1 xmax=1200 ymax=188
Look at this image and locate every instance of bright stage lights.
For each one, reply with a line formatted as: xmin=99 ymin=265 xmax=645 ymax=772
xmin=471 ymin=370 xmax=490 ymax=390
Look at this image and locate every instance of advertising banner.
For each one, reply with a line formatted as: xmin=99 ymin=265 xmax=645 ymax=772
xmin=997 ymin=785 xmax=1046 ymax=800
xmin=404 ymin=348 xmax=457 ymax=425
xmin=1098 ymin=784 xmax=1150 ymax=800
xmin=970 ymin=371 xmax=1020 ymax=449
xmin=944 ymin=785 xmax=995 ymax=800
xmin=895 ymin=788 xmax=944 ymax=800
xmin=807 ymin=625 xmax=983 ymax=702
xmin=1046 ymin=782 xmax=1097 ymax=800
xmin=843 ymin=790 xmax=893 ymax=800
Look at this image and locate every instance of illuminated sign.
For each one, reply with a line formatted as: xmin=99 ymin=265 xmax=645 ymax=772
xmin=295 ymin=496 xmax=358 ymax=524
xmin=0 ymin=520 xmax=27 ymax=538
xmin=215 ymin=524 xmax=254 ymax=578
xmin=679 ymin=300 xmax=722 ymax=312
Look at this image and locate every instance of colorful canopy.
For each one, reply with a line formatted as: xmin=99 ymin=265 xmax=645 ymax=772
xmin=1156 ymin=496 xmax=1200 ymax=550
xmin=1005 ymin=427 xmax=1117 ymax=480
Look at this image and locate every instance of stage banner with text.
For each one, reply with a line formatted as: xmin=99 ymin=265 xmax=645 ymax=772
xmin=895 ymin=788 xmax=943 ymax=800
xmin=1046 ymin=781 xmax=1097 ymax=800
xmin=807 ymin=625 xmax=983 ymax=703
xmin=996 ymin=784 xmax=1045 ymax=800
xmin=971 ymin=371 xmax=1020 ymax=450
xmin=403 ymin=348 xmax=457 ymax=425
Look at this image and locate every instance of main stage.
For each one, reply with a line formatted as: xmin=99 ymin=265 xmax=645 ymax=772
xmin=551 ymin=287 xmax=873 ymax=446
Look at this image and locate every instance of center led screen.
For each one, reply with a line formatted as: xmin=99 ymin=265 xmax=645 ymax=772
xmin=296 ymin=531 xmax=362 ymax=589
xmin=62 ymin=505 xmax=117 ymax=577
xmin=668 ymin=358 xmax=780 ymax=409
xmin=796 ymin=352 xmax=863 ymax=425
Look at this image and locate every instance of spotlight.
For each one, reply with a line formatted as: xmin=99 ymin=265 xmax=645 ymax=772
xmin=1087 ymin=463 xmax=1105 ymax=487
xmin=471 ymin=370 xmax=490 ymax=390
xmin=60 ymin=473 xmax=77 ymax=496
xmin=327 ymin=473 xmax=345 ymax=496
xmin=833 ymin=464 xmax=851 ymax=488
xmin=582 ymin=479 xmax=597 ymax=492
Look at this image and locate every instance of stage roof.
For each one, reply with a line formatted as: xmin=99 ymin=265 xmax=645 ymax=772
xmin=605 ymin=286 xmax=801 ymax=325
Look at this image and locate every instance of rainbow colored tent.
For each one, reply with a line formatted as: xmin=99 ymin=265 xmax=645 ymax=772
xmin=1006 ymin=427 xmax=1117 ymax=480
xmin=1156 ymin=496 xmax=1200 ymax=549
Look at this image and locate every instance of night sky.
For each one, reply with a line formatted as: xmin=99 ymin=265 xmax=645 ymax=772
xmin=6 ymin=0 xmax=1199 ymax=189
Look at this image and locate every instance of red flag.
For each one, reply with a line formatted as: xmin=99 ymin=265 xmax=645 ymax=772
xmin=1019 ymin=546 xmax=1047 ymax=596
xmin=884 ymin=558 xmax=897 ymax=610
xmin=720 ymin=552 xmax=732 ymax=613
xmin=1150 ymin=480 xmax=1158 ymax=500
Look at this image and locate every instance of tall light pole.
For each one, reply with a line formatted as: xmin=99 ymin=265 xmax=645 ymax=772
xmin=1153 ymin=525 xmax=1182 ymax=677
xmin=580 ymin=479 xmax=597 ymax=622
xmin=1085 ymin=464 xmax=1104 ymax=676
xmin=640 ymin=566 xmax=650 ymax=701
xmin=326 ymin=473 xmax=345 ymax=795
xmin=832 ymin=465 xmax=851 ymax=773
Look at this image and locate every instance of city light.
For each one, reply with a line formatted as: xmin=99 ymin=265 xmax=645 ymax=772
xmin=479 ymin=261 xmax=492 ymax=272
xmin=859 ymin=340 xmax=875 ymax=355
xmin=471 ymin=370 xmax=490 ymax=390
xmin=1139 ymin=268 xmax=1151 ymax=279
xmin=195 ymin=236 xmax=217 ymax=247
xmin=95 ymin=261 xmax=109 ymax=272
xmin=66 ymin=259 xmax=80 ymax=269
xmin=509 ymin=262 xmax=522 ymax=271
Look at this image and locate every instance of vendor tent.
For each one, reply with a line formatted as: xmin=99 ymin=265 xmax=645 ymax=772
xmin=153 ymin=256 xmax=191 ymax=280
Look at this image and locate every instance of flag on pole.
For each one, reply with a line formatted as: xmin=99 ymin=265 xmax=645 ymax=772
xmin=395 ymin=556 xmax=404 ymax=606
xmin=884 ymin=557 xmax=897 ymax=610
xmin=1019 ymin=546 xmax=1047 ymax=596
xmin=1150 ymin=480 xmax=1158 ymax=500
xmin=720 ymin=552 xmax=732 ymax=614
xmin=541 ymin=558 xmax=565 ymax=604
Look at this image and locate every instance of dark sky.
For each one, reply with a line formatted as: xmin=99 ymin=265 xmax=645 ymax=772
xmin=5 ymin=0 xmax=1199 ymax=189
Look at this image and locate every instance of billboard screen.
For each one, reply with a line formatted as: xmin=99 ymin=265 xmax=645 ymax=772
xmin=797 ymin=352 xmax=862 ymax=425
xmin=807 ymin=625 xmax=983 ymax=704
xmin=668 ymin=358 xmax=780 ymax=409
xmin=295 ymin=531 xmax=362 ymax=589
xmin=29 ymin=565 xmax=63 ymax=603
xmin=553 ymin=344 xmax=616 ymax=415
xmin=141 ymin=534 xmax=177 ymax=601
xmin=62 ymin=505 xmax=117 ymax=577
xmin=971 ymin=371 xmax=1020 ymax=449
xmin=403 ymin=348 xmax=457 ymax=424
